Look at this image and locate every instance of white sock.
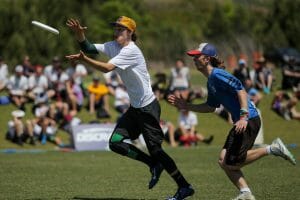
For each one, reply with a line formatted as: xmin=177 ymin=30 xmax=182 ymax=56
xmin=240 ymin=187 xmax=251 ymax=194
xmin=266 ymin=145 xmax=272 ymax=154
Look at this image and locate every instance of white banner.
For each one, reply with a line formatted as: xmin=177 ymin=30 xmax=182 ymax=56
xmin=71 ymin=123 xmax=116 ymax=151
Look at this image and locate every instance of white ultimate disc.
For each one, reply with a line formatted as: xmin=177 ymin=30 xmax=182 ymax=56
xmin=31 ymin=20 xmax=59 ymax=35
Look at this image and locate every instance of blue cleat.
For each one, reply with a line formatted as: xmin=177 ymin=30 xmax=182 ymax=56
xmin=148 ymin=163 xmax=164 ymax=189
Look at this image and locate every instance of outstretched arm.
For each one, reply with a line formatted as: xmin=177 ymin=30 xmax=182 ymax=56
xmin=66 ymin=51 xmax=115 ymax=73
xmin=66 ymin=18 xmax=87 ymax=42
xmin=167 ymin=94 xmax=215 ymax=113
xmin=66 ymin=18 xmax=98 ymax=54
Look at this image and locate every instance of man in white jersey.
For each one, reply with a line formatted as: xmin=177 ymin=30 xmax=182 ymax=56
xmin=66 ymin=16 xmax=194 ymax=200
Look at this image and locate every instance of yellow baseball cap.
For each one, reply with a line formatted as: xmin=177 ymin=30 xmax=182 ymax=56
xmin=111 ymin=16 xmax=136 ymax=32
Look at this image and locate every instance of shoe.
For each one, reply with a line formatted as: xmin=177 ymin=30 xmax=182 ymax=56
xmin=232 ymin=192 xmax=256 ymax=200
xmin=203 ymin=135 xmax=214 ymax=144
xmin=16 ymin=136 xmax=23 ymax=146
xmin=29 ymin=137 xmax=36 ymax=146
xmin=41 ymin=134 xmax=47 ymax=145
xmin=166 ymin=185 xmax=195 ymax=200
xmin=270 ymin=138 xmax=296 ymax=165
xmin=148 ymin=163 xmax=164 ymax=189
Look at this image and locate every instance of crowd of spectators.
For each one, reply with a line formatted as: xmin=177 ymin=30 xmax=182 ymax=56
xmin=0 ymin=53 xmax=299 ymax=148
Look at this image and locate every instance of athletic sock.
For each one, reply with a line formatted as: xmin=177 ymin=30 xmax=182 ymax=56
xmin=266 ymin=145 xmax=272 ymax=154
xmin=127 ymin=144 xmax=153 ymax=167
xmin=153 ymin=149 xmax=189 ymax=188
xmin=170 ymin=169 xmax=190 ymax=188
xmin=240 ymin=187 xmax=251 ymax=194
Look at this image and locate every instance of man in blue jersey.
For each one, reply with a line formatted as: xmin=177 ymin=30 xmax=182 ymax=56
xmin=168 ymin=43 xmax=296 ymax=200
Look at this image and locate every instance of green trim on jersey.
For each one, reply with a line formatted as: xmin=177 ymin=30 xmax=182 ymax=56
xmin=79 ymin=39 xmax=99 ymax=54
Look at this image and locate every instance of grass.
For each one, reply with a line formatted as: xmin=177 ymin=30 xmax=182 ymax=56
xmin=0 ymin=67 xmax=300 ymax=199
xmin=0 ymin=147 xmax=299 ymax=200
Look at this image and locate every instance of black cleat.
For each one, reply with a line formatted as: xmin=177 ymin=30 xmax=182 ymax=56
xmin=203 ymin=135 xmax=214 ymax=144
xmin=148 ymin=163 xmax=164 ymax=189
xmin=166 ymin=185 xmax=195 ymax=200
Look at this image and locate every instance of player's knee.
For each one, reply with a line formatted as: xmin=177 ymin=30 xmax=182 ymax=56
xmin=109 ymin=141 xmax=119 ymax=152
xmin=109 ymin=132 xmax=126 ymax=155
xmin=149 ymin=145 xmax=163 ymax=157
xmin=218 ymin=158 xmax=226 ymax=169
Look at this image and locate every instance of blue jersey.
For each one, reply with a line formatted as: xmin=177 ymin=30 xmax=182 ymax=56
xmin=206 ymin=68 xmax=258 ymax=123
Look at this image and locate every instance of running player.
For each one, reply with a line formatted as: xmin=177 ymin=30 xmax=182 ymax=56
xmin=66 ymin=16 xmax=194 ymax=200
xmin=168 ymin=42 xmax=296 ymax=200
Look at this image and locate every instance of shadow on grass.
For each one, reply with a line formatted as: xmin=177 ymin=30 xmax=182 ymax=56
xmin=72 ymin=197 xmax=158 ymax=200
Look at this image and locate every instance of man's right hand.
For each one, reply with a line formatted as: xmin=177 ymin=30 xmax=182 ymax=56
xmin=167 ymin=94 xmax=188 ymax=110
xmin=66 ymin=18 xmax=87 ymax=42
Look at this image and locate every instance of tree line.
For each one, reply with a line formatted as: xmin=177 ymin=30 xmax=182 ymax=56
xmin=0 ymin=0 xmax=299 ymax=68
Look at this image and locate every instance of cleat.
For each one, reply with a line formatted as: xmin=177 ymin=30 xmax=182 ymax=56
xmin=270 ymin=138 xmax=296 ymax=165
xmin=148 ymin=163 xmax=164 ymax=189
xmin=166 ymin=185 xmax=195 ymax=200
xmin=232 ymin=192 xmax=256 ymax=200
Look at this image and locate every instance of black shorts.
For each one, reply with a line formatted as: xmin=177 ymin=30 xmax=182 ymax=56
xmin=112 ymin=99 xmax=164 ymax=148
xmin=223 ymin=116 xmax=261 ymax=166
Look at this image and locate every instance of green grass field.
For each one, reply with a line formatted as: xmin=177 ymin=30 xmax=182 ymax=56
xmin=0 ymin=147 xmax=299 ymax=200
xmin=0 ymin=68 xmax=300 ymax=199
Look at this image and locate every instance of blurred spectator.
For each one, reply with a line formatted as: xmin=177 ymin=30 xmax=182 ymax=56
xmin=0 ymin=56 xmax=9 ymax=91
xmin=6 ymin=65 xmax=28 ymax=110
xmin=160 ymin=119 xmax=177 ymax=147
xmin=45 ymin=58 xmax=69 ymax=99
xmin=176 ymin=110 xmax=214 ymax=147
xmin=87 ymin=76 xmax=110 ymax=118
xmin=103 ymin=71 xmax=122 ymax=95
xmin=248 ymin=88 xmax=263 ymax=107
xmin=48 ymin=96 xmax=69 ymax=127
xmin=66 ymin=59 xmax=87 ymax=95
xmin=6 ymin=110 xmax=35 ymax=146
xmin=152 ymin=72 xmax=168 ymax=100
xmin=247 ymin=88 xmax=265 ymax=146
xmin=215 ymin=105 xmax=233 ymax=124
xmin=168 ymin=59 xmax=190 ymax=99
xmin=26 ymin=98 xmax=63 ymax=146
xmin=281 ymin=56 xmax=300 ymax=90
xmin=28 ymin=65 xmax=55 ymax=101
xmin=253 ymin=57 xmax=274 ymax=94
xmin=22 ymin=55 xmax=34 ymax=77
xmin=272 ymin=90 xmax=300 ymax=121
xmin=66 ymin=78 xmax=84 ymax=113
xmin=233 ymin=59 xmax=250 ymax=87
xmin=44 ymin=56 xmax=63 ymax=88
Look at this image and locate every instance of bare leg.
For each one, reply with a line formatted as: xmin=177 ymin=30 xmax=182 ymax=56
xmin=219 ymin=148 xmax=268 ymax=190
xmin=89 ymin=93 xmax=95 ymax=114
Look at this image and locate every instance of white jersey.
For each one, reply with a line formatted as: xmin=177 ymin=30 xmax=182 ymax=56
xmin=7 ymin=75 xmax=28 ymax=91
xmin=94 ymin=41 xmax=155 ymax=108
xmin=28 ymin=75 xmax=48 ymax=91
xmin=66 ymin=64 xmax=87 ymax=85
xmin=178 ymin=111 xmax=198 ymax=130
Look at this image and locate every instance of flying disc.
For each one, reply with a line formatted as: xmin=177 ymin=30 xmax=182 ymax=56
xmin=31 ymin=20 xmax=59 ymax=35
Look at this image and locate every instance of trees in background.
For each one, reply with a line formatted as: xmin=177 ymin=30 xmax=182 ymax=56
xmin=0 ymin=0 xmax=299 ymax=68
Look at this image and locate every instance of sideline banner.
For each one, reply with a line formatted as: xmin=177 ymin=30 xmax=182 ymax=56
xmin=71 ymin=123 xmax=116 ymax=151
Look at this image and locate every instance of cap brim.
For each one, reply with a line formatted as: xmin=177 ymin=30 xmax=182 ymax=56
xmin=110 ymin=22 xmax=127 ymax=28
xmin=187 ymin=50 xmax=202 ymax=56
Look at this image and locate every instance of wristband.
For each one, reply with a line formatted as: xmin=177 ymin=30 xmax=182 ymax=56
xmin=240 ymin=108 xmax=249 ymax=120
